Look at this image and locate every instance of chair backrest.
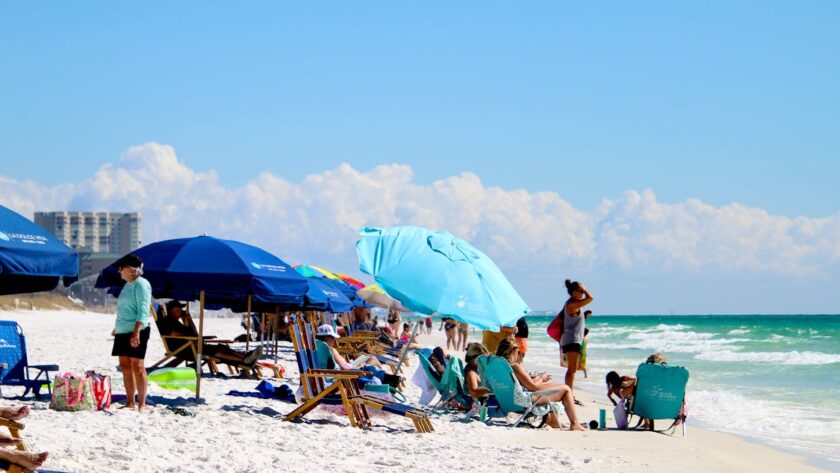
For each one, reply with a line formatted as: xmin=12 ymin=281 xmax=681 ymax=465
xmin=417 ymin=353 xmax=445 ymax=392
xmin=476 ymin=355 xmax=525 ymax=414
xmin=632 ymin=363 xmax=689 ymax=420
xmin=314 ymin=340 xmax=335 ymax=370
xmin=0 ymin=321 xmax=26 ymax=383
xmin=290 ymin=315 xmax=328 ymax=400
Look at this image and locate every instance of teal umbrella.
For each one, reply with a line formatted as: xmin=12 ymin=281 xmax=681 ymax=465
xmin=355 ymin=226 xmax=529 ymax=330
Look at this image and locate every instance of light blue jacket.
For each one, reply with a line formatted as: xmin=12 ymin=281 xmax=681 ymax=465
xmin=115 ymin=277 xmax=152 ymax=334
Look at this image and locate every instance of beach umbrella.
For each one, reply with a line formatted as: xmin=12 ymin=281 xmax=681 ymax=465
xmin=356 ymin=226 xmax=530 ymax=330
xmin=335 ymin=273 xmax=365 ymax=290
xmin=0 ymin=205 xmax=79 ymax=295
xmin=357 ymin=283 xmax=410 ymax=312
xmin=292 ymin=273 xmax=354 ymax=314
xmin=96 ymin=235 xmax=310 ymax=397
xmin=293 ymin=265 xmax=370 ymax=308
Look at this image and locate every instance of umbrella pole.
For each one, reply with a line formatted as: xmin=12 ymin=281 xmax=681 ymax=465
xmin=273 ymin=306 xmax=279 ymax=365
xmin=196 ymin=290 xmax=205 ymax=399
xmin=395 ymin=318 xmax=421 ymax=373
xmin=260 ymin=312 xmax=266 ymax=348
xmin=246 ymin=295 xmax=252 ymax=351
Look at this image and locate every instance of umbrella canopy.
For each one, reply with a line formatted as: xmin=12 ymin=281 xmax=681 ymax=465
xmin=293 ymin=266 xmax=366 ymax=310
xmin=0 ymin=205 xmax=79 ymax=295
xmin=357 ymin=283 xmax=410 ymax=312
xmin=95 ymin=235 xmax=309 ymax=306
xmin=335 ymin=273 xmax=365 ymax=290
xmin=356 ymin=226 xmax=529 ymax=330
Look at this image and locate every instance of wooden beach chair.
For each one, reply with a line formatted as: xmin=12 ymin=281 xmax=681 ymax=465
xmin=284 ymin=316 xmax=433 ymax=433
xmin=0 ymin=418 xmax=61 ymax=473
xmin=149 ymin=306 xmax=262 ymax=379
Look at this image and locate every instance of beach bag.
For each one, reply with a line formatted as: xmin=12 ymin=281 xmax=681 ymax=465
xmin=86 ymin=371 xmax=112 ymax=411
xmin=614 ymin=398 xmax=629 ymax=429
xmin=50 ymin=373 xmax=95 ymax=412
xmin=546 ymin=311 xmax=565 ymax=343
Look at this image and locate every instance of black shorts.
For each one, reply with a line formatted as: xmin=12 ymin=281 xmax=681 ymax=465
xmin=562 ymin=342 xmax=582 ymax=354
xmin=112 ymin=327 xmax=151 ymax=359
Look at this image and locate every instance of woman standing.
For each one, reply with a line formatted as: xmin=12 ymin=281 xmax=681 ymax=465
xmin=386 ymin=307 xmax=402 ymax=340
xmin=439 ymin=317 xmax=457 ymax=351
xmin=560 ymin=279 xmax=593 ymax=394
xmin=111 ymin=254 xmax=152 ymax=412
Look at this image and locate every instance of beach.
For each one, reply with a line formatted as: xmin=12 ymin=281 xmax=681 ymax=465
xmin=0 ymin=309 xmax=832 ymax=473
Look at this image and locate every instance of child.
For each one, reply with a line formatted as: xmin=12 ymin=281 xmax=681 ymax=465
xmin=605 ymin=371 xmax=636 ymax=406
xmin=399 ymin=322 xmax=413 ymax=343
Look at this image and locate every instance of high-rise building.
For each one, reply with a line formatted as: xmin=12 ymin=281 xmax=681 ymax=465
xmin=33 ymin=211 xmax=141 ymax=255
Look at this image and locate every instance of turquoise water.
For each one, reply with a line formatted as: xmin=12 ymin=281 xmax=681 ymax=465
xmin=519 ymin=314 xmax=840 ymax=468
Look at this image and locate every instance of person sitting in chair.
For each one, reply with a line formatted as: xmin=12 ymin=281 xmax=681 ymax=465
xmin=315 ymin=324 xmax=386 ymax=371
xmin=159 ymin=300 xmax=261 ymax=367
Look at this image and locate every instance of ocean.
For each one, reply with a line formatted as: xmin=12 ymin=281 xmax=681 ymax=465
xmin=514 ymin=314 xmax=840 ymax=469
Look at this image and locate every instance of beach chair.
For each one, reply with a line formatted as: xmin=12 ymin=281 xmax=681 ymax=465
xmin=417 ymin=353 xmax=470 ymax=413
xmin=0 ymin=417 xmax=63 ymax=473
xmin=476 ymin=355 xmax=563 ymax=428
xmin=149 ymin=306 xmax=262 ymax=379
xmin=628 ymin=363 xmax=689 ymax=436
xmin=0 ymin=321 xmax=58 ymax=399
xmin=284 ymin=316 xmax=433 ymax=433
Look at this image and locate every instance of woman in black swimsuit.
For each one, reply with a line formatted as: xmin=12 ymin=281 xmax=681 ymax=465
xmin=439 ymin=317 xmax=457 ymax=351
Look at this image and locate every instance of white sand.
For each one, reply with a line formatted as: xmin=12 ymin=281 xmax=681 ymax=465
xmin=0 ymin=309 xmax=829 ymax=473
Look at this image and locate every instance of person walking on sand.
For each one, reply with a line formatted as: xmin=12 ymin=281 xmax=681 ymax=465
xmin=559 ymin=279 xmax=593 ymax=398
xmin=111 ymin=254 xmax=152 ymax=412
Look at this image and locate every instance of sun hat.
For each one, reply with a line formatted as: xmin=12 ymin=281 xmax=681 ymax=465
xmin=316 ymin=324 xmax=341 ymax=339
xmin=117 ymin=254 xmax=143 ymax=269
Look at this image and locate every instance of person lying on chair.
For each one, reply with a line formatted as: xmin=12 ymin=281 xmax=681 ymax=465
xmin=160 ymin=300 xmax=261 ymax=367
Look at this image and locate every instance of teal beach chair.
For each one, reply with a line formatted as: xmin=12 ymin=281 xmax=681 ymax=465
xmin=417 ymin=353 xmax=469 ymax=412
xmin=629 ymin=363 xmax=689 ymax=436
xmin=476 ymin=355 xmax=562 ymax=428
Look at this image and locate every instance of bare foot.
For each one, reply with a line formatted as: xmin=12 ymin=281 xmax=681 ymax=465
xmin=570 ymin=423 xmax=588 ymax=431
xmin=0 ymin=433 xmax=22 ymax=445
xmin=0 ymin=405 xmax=30 ymax=420
xmin=119 ymin=404 xmax=136 ymax=410
xmin=2 ymin=449 xmax=48 ymax=470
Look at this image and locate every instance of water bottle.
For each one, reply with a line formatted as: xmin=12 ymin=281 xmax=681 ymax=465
xmin=479 ymin=405 xmax=488 ymax=423
xmin=599 ymin=408 xmax=606 ymax=430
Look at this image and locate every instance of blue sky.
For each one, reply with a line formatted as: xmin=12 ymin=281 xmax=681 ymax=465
xmin=1 ymin=1 xmax=838 ymax=216
xmin=1 ymin=3 xmax=839 ymax=313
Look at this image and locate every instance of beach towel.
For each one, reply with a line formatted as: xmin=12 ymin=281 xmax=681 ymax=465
xmin=50 ymin=373 xmax=95 ymax=412
xmin=411 ymin=363 xmax=437 ymax=405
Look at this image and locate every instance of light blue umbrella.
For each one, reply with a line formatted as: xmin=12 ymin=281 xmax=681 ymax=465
xmin=356 ymin=226 xmax=530 ymax=330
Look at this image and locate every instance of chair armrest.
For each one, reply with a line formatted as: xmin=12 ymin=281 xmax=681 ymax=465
xmin=164 ymin=335 xmax=200 ymax=341
xmin=28 ymin=364 xmax=59 ymax=372
xmin=0 ymin=418 xmax=24 ymax=430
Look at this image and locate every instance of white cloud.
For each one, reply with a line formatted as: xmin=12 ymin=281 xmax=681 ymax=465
xmin=2 ymin=143 xmax=838 ymax=311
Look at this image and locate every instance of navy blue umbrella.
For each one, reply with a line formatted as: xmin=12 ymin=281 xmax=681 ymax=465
xmin=95 ymin=235 xmax=310 ymax=397
xmin=95 ymin=235 xmax=309 ymax=306
xmin=0 ymin=205 xmax=78 ymax=295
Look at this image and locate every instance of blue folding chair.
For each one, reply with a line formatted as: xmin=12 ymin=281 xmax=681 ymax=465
xmin=0 ymin=321 xmax=59 ymax=399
